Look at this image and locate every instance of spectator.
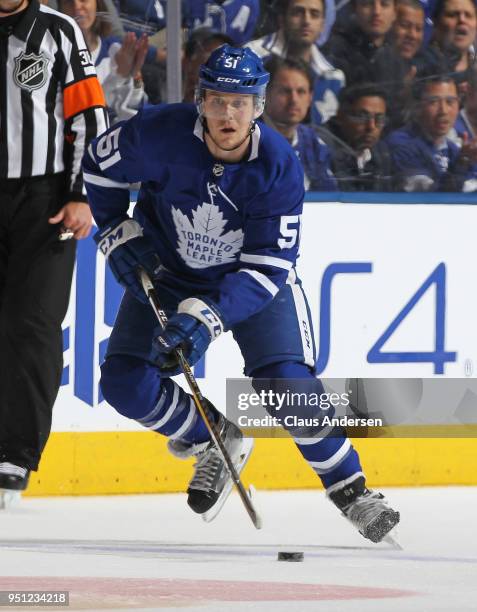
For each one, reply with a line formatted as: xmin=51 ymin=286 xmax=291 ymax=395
xmin=453 ymin=66 xmax=477 ymax=139
xmin=258 ymin=0 xmax=337 ymax=45
xmin=98 ymin=0 xmax=124 ymax=36
xmin=324 ymin=0 xmax=399 ymax=84
xmin=386 ymin=74 xmax=477 ymax=190
xmin=263 ymin=56 xmax=337 ymax=189
xmin=433 ymin=0 xmax=476 ymax=74
xmin=59 ymin=0 xmax=148 ymax=121
xmin=183 ymin=0 xmax=260 ymax=46
xmin=48 ymin=0 xmax=125 ymax=35
xmin=392 ymin=0 xmax=425 ymax=62
xmin=247 ymin=0 xmax=345 ymax=124
xmin=316 ymin=83 xmax=394 ymax=190
xmin=373 ymin=0 xmax=426 ymax=128
xmin=415 ymin=0 xmax=477 ymax=93
xmin=183 ymin=28 xmax=234 ymax=103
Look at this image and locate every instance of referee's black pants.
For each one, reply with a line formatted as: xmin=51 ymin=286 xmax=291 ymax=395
xmin=0 ymin=174 xmax=76 ymax=471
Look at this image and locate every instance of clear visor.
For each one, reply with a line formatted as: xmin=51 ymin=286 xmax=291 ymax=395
xmin=196 ymin=88 xmax=265 ymax=120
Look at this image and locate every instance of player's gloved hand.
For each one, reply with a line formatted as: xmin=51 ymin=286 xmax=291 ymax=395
xmin=95 ymin=218 xmax=161 ymax=303
xmin=153 ymin=298 xmax=223 ymax=375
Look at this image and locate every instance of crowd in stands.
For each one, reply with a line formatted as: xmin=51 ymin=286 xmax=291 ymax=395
xmin=50 ymin=0 xmax=477 ymax=192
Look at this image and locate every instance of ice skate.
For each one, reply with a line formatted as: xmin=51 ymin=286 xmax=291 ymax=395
xmin=327 ymin=474 xmax=400 ymax=543
xmin=168 ymin=412 xmax=253 ymax=522
xmin=0 ymin=463 xmax=30 ymax=510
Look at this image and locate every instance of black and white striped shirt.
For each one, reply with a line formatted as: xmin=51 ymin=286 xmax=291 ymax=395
xmin=0 ymin=0 xmax=107 ymax=201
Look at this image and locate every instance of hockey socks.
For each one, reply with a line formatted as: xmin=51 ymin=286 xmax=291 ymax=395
xmin=100 ymin=355 xmax=212 ymax=443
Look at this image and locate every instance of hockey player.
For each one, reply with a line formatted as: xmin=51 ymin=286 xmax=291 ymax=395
xmin=82 ymin=44 xmax=399 ymax=542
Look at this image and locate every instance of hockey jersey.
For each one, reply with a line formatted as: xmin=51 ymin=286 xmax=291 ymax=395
xmin=183 ymin=0 xmax=260 ymax=46
xmin=386 ymin=124 xmax=477 ymax=192
xmin=246 ymin=31 xmax=345 ymax=125
xmin=113 ymin=1 xmax=259 ymax=45
xmin=292 ymin=124 xmax=337 ymax=191
xmin=112 ymin=0 xmax=165 ymax=35
xmin=82 ymin=104 xmax=305 ymax=329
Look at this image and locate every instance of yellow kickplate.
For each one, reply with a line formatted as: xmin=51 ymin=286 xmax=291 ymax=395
xmin=25 ymin=430 xmax=477 ymax=497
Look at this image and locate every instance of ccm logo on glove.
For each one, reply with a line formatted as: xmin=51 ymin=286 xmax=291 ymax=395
xmin=179 ymin=299 xmax=224 ymax=339
xmin=97 ymin=219 xmax=143 ymax=258
xmin=200 ymin=308 xmax=222 ymax=339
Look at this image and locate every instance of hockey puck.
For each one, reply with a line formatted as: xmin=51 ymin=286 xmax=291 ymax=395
xmin=277 ymin=551 xmax=304 ymax=562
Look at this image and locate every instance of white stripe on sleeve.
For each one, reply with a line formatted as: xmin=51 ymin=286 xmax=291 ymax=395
xmin=83 ymin=172 xmax=129 ymax=189
xmin=238 ymin=268 xmax=279 ymax=296
xmin=240 ymin=253 xmax=293 ymax=270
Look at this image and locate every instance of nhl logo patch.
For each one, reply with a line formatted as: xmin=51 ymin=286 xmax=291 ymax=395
xmin=213 ymin=163 xmax=224 ymax=177
xmin=13 ymin=52 xmax=49 ymax=91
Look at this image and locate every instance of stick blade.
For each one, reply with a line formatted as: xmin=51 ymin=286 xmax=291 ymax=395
xmin=247 ymin=485 xmax=263 ymax=530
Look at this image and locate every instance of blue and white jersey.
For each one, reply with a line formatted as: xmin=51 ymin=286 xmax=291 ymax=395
xmin=386 ymin=124 xmax=477 ymax=192
xmin=183 ymin=0 xmax=260 ymax=46
xmin=92 ymin=36 xmax=145 ymax=122
xmin=246 ymin=31 xmax=345 ymax=125
xmin=292 ymin=124 xmax=337 ymax=191
xmin=113 ymin=0 xmax=165 ymax=36
xmin=83 ymin=104 xmax=305 ymax=329
xmin=114 ymin=0 xmax=259 ymax=44
xmin=419 ymin=0 xmax=438 ymax=45
xmin=453 ymin=110 xmax=476 ymax=141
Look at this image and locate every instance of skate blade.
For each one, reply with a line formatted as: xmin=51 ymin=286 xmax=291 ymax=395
xmin=202 ymin=438 xmax=254 ymax=523
xmin=0 ymin=489 xmax=22 ymax=510
xmin=364 ymin=510 xmax=401 ymax=544
xmin=383 ymin=533 xmax=403 ymax=550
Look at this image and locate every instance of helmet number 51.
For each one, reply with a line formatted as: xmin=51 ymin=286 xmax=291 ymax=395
xmin=224 ymin=57 xmax=239 ymax=69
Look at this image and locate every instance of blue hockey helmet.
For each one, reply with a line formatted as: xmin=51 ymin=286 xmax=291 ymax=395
xmin=198 ymin=44 xmax=270 ymax=96
xmin=197 ymin=45 xmax=269 ymax=120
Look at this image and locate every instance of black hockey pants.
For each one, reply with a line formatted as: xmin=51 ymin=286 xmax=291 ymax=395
xmin=0 ymin=175 xmax=76 ymax=471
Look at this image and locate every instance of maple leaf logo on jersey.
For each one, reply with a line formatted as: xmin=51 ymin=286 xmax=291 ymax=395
xmin=314 ymin=88 xmax=339 ymax=123
xmin=172 ymin=203 xmax=243 ymax=269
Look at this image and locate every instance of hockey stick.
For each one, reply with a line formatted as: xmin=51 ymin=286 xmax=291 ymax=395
xmin=138 ymin=268 xmax=262 ymax=530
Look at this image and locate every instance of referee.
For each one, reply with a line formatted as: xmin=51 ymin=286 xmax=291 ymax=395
xmin=0 ymin=0 xmax=107 ymax=503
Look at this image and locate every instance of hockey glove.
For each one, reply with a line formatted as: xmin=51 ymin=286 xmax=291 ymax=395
xmin=153 ymin=298 xmax=223 ymax=375
xmin=95 ymin=218 xmax=161 ymax=304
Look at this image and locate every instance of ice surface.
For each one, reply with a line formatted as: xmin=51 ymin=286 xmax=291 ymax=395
xmin=0 ymin=487 xmax=476 ymax=611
